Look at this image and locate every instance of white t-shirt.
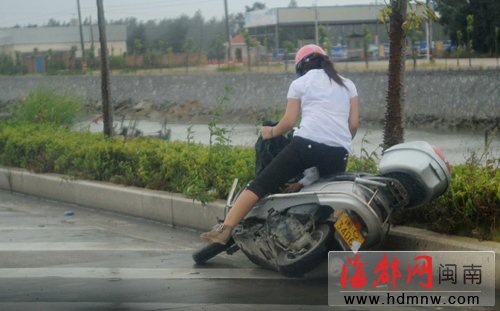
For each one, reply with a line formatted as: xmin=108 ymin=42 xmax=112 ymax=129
xmin=286 ymin=69 xmax=358 ymax=153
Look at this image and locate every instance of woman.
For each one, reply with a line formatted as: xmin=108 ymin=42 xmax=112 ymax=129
xmin=201 ymin=44 xmax=359 ymax=245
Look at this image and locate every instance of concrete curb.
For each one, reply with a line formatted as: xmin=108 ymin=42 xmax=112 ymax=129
xmin=0 ymin=166 xmax=226 ymax=231
xmin=1 ymin=166 xmax=499 ymax=285
xmin=383 ymin=226 xmax=500 ymax=286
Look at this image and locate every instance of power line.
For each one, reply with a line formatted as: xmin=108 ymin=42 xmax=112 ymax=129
xmin=81 ymin=0 xmax=213 ymax=11
xmin=1 ymin=0 xmax=220 ymax=27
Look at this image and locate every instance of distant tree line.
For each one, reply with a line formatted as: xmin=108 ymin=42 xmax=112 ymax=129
xmin=0 ymin=52 xmax=25 ymax=75
xmin=436 ymin=0 xmax=500 ymax=54
xmin=107 ymin=10 xmax=242 ymax=61
xmin=2 ymin=0 xmax=500 ymax=75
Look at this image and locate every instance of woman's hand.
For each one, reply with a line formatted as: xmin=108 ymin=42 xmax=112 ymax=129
xmin=260 ymin=98 xmax=300 ymax=140
xmin=282 ymin=182 xmax=304 ymax=193
xmin=260 ymin=126 xmax=274 ymax=140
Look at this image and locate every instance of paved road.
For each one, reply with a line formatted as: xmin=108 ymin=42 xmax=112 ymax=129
xmin=0 ymin=189 xmax=497 ymax=310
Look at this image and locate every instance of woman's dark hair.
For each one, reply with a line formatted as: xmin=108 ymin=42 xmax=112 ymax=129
xmin=298 ymin=54 xmax=346 ymax=88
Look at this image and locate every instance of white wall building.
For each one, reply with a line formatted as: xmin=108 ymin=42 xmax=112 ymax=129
xmin=0 ymin=25 xmax=127 ymax=59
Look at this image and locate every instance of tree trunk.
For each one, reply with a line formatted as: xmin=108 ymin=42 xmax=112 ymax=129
xmin=247 ymin=46 xmax=251 ymax=72
xmin=383 ymin=0 xmax=408 ymax=149
xmin=97 ymin=0 xmax=113 ymax=137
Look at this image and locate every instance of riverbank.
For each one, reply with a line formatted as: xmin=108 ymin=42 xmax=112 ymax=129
xmin=1 ymin=69 xmax=499 ymax=129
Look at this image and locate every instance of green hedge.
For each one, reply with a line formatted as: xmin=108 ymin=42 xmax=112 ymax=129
xmin=0 ymin=123 xmax=498 ymax=240
xmin=0 ymin=123 xmax=255 ymax=203
xmin=393 ymin=155 xmax=500 ymax=241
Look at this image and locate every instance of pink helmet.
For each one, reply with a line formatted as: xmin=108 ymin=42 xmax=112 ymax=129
xmin=294 ymin=44 xmax=327 ymax=65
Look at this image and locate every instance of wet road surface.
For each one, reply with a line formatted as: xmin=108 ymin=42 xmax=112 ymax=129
xmin=0 ymin=189 xmax=497 ymax=310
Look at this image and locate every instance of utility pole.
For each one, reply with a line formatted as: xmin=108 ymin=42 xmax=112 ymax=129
xmin=77 ymin=0 xmax=86 ymax=69
xmin=314 ymin=2 xmax=319 ymax=45
xmin=425 ymin=0 xmax=433 ymax=62
xmin=97 ymin=0 xmax=113 ymax=137
xmin=224 ymin=0 xmax=231 ymax=62
xmin=89 ymin=16 xmax=96 ymax=66
xmin=89 ymin=16 xmax=95 ymax=49
xmin=89 ymin=16 xmax=95 ymax=70
xmin=275 ymin=17 xmax=279 ymax=53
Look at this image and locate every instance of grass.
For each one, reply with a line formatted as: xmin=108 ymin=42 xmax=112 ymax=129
xmin=10 ymin=87 xmax=82 ymax=127
xmin=76 ymin=58 xmax=498 ymax=76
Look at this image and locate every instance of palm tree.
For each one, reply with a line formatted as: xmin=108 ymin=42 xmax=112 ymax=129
xmin=382 ymin=0 xmax=436 ymax=149
xmin=383 ymin=0 xmax=408 ymax=149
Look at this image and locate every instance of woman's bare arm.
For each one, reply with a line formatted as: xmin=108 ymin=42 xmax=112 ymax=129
xmin=348 ymin=96 xmax=359 ymax=139
xmin=261 ymin=98 xmax=300 ymax=140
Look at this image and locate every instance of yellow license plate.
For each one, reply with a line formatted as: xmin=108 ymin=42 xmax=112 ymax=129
xmin=334 ymin=212 xmax=365 ymax=250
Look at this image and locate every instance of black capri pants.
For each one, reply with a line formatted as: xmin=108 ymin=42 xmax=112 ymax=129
xmin=247 ymin=136 xmax=348 ymax=198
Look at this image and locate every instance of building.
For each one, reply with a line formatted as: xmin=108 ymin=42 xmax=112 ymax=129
xmin=0 ymin=25 xmax=126 ymax=72
xmin=224 ymin=34 xmax=263 ymax=64
xmin=245 ymin=4 xmax=445 ymax=59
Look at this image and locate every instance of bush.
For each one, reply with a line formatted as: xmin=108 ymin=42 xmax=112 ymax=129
xmin=0 ymin=52 xmax=25 ymax=75
xmin=0 ymin=123 xmax=497 ymax=240
xmin=393 ymin=153 xmax=500 ymax=241
xmin=10 ymin=87 xmax=81 ymax=127
xmin=109 ymin=55 xmax=127 ymax=70
xmin=216 ymin=64 xmax=242 ymax=72
xmin=346 ymin=153 xmax=378 ymax=173
xmin=0 ymin=122 xmax=374 ymax=202
xmin=0 ymin=123 xmax=255 ymax=204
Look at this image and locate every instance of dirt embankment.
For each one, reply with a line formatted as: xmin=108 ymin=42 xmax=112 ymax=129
xmin=90 ymin=99 xmax=498 ymax=130
xmin=2 ymin=97 xmax=498 ymax=130
xmin=83 ymin=98 xmax=287 ymax=124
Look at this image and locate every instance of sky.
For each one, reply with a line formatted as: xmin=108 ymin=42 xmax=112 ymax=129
xmin=0 ymin=0 xmax=377 ymax=28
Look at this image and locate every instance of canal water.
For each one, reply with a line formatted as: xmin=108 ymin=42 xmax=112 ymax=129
xmin=77 ymin=120 xmax=499 ymax=165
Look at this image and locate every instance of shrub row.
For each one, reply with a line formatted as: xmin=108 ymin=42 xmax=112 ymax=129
xmin=0 ymin=123 xmax=255 ymax=203
xmin=393 ymin=154 xmax=499 ymax=241
xmin=0 ymin=123 xmax=498 ymax=240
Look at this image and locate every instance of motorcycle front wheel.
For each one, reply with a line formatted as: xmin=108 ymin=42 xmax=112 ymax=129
xmin=192 ymin=239 xmax=235 ymax=265
xmin=275 ymin=224 xmax=332 ymax=277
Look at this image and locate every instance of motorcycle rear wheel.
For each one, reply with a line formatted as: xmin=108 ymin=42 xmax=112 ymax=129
xmin=276 ymin=224 xmax=332 ymax=277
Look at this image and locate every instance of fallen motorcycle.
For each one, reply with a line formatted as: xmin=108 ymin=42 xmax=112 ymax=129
xmin=192 ymin=141 xmax=451 ymax=277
